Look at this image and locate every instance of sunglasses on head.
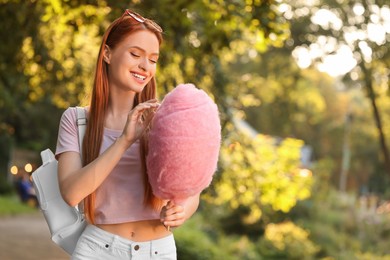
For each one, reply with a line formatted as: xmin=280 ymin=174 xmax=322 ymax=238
xmin=125 ymin=9 xmax=163 ymax=33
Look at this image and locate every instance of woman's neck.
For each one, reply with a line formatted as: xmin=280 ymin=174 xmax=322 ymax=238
xmin=105 ymin=88 xmax=136 ymax=130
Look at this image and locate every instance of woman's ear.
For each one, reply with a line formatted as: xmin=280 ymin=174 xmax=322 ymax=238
xmin=103 ymin=45 xmax=111 ymax=64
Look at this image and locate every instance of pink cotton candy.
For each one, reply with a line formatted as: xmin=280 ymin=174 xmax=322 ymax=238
xmin=146 ymin=83 xmax=221 ymax=205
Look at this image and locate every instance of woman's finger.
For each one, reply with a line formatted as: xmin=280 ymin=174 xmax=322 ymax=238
xmin=129 ymin=103 xmax=159 ymax=122
xmin=163 ymin=216 xmax=185 ymax=228
xmin=133 ymin=102 xmax=159 ymax=113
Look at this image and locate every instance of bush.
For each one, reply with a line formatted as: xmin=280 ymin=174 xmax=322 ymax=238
xmin=174 ymin=215 xmax=228 ymax=260
xmin=174 ymin=214 xmax=261 ymax=260
xmin=256 ymin=221 xmax=319 ymax=259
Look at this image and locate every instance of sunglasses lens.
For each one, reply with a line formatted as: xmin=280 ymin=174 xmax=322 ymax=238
xmin=126 ymin=10 xmax=144 ymax=23
xmin=125 ymin=9 xmax=163 ymax=33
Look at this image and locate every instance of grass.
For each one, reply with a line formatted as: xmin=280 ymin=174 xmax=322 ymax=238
xmin=0 ymin=195 xmax=37 ymax=216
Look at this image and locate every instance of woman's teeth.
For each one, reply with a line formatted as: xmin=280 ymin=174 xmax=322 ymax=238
xmin=132 ymin=73 xmax=146 ymax=80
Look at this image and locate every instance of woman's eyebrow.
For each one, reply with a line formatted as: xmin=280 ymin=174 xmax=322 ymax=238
xmin=128 ymin=46 xmax=159 ymax=56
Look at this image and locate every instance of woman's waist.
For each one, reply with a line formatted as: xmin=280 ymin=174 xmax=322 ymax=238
xmin=96 ymin=219 xmax=170 ymax=242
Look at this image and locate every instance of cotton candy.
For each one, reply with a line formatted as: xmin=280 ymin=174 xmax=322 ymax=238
xmin=146 ymin=84 xmax=221 ymax=205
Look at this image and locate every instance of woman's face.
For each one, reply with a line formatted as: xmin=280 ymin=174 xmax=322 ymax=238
xmin=105 ymin=30 xmax=160 ymax=93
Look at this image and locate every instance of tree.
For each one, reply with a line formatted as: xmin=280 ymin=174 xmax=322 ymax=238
xmin=0 ymin=0 xmax=109 ymax=191
xmin=286 ymin=0 xmax=390 ymax=175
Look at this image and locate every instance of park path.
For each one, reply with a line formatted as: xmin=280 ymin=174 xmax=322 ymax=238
xmin=0 ymin=212 xmax=69 ymax=260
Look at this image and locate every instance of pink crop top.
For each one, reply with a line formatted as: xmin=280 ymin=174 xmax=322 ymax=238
xmin=55 ymin=107 xmax=160 ymax=224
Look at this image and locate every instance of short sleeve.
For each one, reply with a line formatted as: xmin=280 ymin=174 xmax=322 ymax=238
xmin=55 ymin=107 xmax=80 ymax=157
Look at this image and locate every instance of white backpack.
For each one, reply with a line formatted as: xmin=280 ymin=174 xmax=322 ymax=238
xmin=32 ymin=107 xmax=87 ymax=255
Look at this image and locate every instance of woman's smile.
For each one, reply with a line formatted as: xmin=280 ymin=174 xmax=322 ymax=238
xmin=131 ymin=72 xmax=146 ymax=81
xmin=130 ymin=71 xmax=148 ymax=83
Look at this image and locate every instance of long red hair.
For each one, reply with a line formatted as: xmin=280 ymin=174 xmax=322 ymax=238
xmin=82 ymin=11 xmax=163 ymax=224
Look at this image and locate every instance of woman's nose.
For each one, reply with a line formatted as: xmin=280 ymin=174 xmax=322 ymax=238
xmin=138 ymin=58 xmax=149 ymax=71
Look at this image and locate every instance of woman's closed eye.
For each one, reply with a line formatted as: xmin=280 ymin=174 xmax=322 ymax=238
xmin=131 ymin=52 xmax=157 ymax=64
xmin=130 ymin=52 xmax=141 ymax=58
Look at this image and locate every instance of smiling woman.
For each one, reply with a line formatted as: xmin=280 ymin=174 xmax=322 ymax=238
xmin=54 ymin=9 xmax=200 ymax=260
xmin=103 ymin=30 xmax=160 ymax=93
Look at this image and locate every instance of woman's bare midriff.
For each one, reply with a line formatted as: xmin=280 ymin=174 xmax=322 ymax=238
xmin=96 ymin=219 xmax=171 ymax=242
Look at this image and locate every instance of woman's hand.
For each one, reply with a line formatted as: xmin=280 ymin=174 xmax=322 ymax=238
xmin=121 ymin=99 xmax=159 ymax=145
xmin=160 ymin=201 xmax=186 ymax=230
xmin=160 ymin=194 xmax=200 ymax=230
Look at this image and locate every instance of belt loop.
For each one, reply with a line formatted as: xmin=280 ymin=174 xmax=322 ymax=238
xmin=150 ymin=240 xmax=155 ymax=257
xmin=105 ymin=234 xmax=116 ymax=253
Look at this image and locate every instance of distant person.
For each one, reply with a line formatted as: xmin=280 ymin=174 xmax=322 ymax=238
xmin=16 ymin=172 xmax=38 ymax=206
xmin=56 ymin=9 xmax=200 ymax=259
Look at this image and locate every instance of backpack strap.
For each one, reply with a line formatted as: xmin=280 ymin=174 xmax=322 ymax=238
xmin=76 ymin=106 xmax=87 ymax=159
xmin=75 ymin=106 xmax=87 ymax=213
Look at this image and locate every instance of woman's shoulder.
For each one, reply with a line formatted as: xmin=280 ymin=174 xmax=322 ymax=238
xmin=60 ymin=106 xmax=89 ymax=126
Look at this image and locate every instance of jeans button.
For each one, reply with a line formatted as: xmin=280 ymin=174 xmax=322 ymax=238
xmin=134 ymin=245 xmax=140 ymax=251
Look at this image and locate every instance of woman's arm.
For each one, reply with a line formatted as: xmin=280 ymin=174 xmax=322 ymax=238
xmin=58 ymin=100 xmax=159 ymax=207
xmin=160 ymin=193 xmax=201 ymax=229
xmin=58 ymin=136 xmax=130 ymax=207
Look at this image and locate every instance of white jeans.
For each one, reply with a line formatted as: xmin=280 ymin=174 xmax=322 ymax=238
xmin=72 ymin=225 xmax=177 ymax=260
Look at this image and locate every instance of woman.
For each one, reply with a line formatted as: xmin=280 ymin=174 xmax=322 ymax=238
xmin=56 ymin=9 xmax=200 ymax=259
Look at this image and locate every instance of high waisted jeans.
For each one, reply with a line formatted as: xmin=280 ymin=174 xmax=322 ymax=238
xmin=72 ymin=225 xmax=177 ymax=260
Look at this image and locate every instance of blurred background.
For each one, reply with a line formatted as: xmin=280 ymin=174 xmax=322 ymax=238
xmin=0 ymin=0 xmax=390 ymax=259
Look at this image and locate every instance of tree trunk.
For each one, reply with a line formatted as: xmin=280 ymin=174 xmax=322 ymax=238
xmin=339 ymin=110 xmax=352 ymax=192
xmin=0 ymin=132 xmax=13 ymax=194
xmin=361 ymin=61 xmax=390 ymax=175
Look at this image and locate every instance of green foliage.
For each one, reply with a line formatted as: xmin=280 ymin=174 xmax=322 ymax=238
xmin=289 ymin=161 xmax=390 ymax=259
xmin=202 ymin=156 xmax=390 ymax=259
xmin=242 ymin=43 xmax=386 ymax=193
xmin=205 ymin=128 xmax=312 ymax=224
xmin=354 ymin=253 xmax=390 ymax=260
xmin=0 ymin=0 xmax=110 ymax=151
xmin=174 ymin=215 xmax=228 ymax=260
xmin=286 ymin=0 xmax=390 ymax=177
xmin=174 ymin=213 xmax=262 ymax=260
xmin=256 ymin=221 xmax=319 ymax=259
